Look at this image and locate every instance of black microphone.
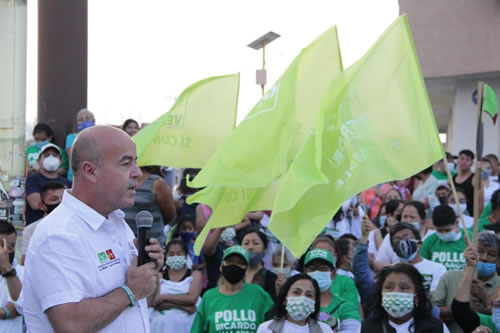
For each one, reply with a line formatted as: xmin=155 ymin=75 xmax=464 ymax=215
xmin=136 ymin=210 xmax=153 ymax=266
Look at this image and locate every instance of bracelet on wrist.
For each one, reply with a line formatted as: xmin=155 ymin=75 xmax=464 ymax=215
xmin=2 ymin=307 xmax=10 ymax=320
xmin=120 ymin=285 xmax=136 ymax=307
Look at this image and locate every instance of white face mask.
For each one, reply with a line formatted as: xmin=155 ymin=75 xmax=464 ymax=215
xmin=42 ymin=155 xmax=60 ymax=172
xmin=449 ymin=203 xmax=466 ymax=216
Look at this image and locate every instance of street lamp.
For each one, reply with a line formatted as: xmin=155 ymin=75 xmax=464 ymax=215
xmin=247 ymin=31 xmax=280 ymax=96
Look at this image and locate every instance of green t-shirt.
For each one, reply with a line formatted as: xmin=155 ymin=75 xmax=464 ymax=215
xmin=479 ymin=312 xmax=498 ymax=333
xmin=432 ymin=169 xmax=455 ymax=181
xmin=420 ymin=231 xmax=470 ymax=271
xmin=319 ymin=293 xmax=361 ymax=328
xmin=26 ymin=144 xmax=69 ymax=171
xmin=477 ymin=202 xmax=493 ymax=232
xmin=331 ymin=274 xmax=360 ymax=306
xmin=190 ymin=283 xmax=274 ymax=333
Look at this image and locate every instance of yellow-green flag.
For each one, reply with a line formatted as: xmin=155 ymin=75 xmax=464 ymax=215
xmin=133 ymin=74 xmax=240 ymax=168
xmin=189 ymin=26 xmax=343 ymax=189
xmin=268 ymin=15 xmax=445 ymax=258
xmin=188 ymin=26 xmax=344 ymax=254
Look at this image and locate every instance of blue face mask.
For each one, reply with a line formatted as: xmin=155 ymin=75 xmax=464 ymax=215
xmin=436 ymin=229 xmax=459 ymax=242
xmin=77 ymin=121 xmax=95 ymax=132
xmin=379 ymin=216 xmax=387 ymax=228
xmin=447 ymin=162 xmax=455 ymax=173
xmin=409 ymin=221 xmax=421 ymax=231
xmin=477 ymin=261 xmax=496 ymax=278
xmin=308 ymin=271 xmax=332 ymax=292
xmin=493 ymin=307 xmax=500 ymax=332
xmin=180 ymin=231 xmax=196 ymax=243
xmin=32 ymin=140 xmax=49 ymax=149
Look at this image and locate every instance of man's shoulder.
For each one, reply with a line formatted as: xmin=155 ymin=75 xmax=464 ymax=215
xmin=419 ymin=258 xmax=447 ymax=271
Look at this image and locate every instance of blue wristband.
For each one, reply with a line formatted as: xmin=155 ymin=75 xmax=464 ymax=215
xmin=120 ymin=285 xmax=136 ymax=307
xmin=2 ymin=307 xmax=10 ymax=320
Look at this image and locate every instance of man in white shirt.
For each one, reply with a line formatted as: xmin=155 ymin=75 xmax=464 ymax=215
xmin=391 ymin=223 xmax=447 ymax=293
xmin=23 ymin=126 xmax=164 ymax=332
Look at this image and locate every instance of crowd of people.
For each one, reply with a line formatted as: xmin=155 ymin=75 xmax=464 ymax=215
xmin=0 ymin=109 xmax=499 ymax=332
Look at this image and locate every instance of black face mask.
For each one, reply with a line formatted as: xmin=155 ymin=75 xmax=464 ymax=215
xmin=221 ymin=264 xmax=246 ymax=284
xmin=9 ymin=252 xmax=14 ymax=265
xmin=45 ymin=203 xmax=59 ymax=215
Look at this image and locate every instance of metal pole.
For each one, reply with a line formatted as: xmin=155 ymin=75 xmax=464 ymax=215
xmin=261 ymin=44 xmax=266 ymax=96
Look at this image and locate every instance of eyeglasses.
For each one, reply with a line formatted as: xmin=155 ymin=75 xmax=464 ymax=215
xmin=305 ymin=264 xmax=331 ymax=272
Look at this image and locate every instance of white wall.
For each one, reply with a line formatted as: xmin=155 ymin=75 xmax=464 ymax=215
xmin=0 ymin=0 xmax=27 ymax=179
xmin=447 ymin=78 xmax=500 ymax=158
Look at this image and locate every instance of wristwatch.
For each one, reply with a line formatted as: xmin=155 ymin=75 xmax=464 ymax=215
xmin=2 ymin=269 xmax=16 ymax=278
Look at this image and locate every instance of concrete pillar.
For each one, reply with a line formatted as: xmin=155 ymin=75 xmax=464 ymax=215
xmin=0 ymin=0 xmax=27 ymax=180
xmin=448 ymin=78 xmax=500 ymax=157
xmin=37 ymin=0 xmax=87 ymax=148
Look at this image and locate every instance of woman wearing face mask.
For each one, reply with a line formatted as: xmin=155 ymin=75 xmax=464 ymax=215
xmin=240 ymin=229 xmax=278 ymax=300
xmin=361 ymin=263 xmax=449 ymax=332
xmin=304 ymin=249 xmax=361 ymax=331
xmin=481 ymin=159 xmax=500 ymax=210
xmin=400 ymin=201 xmax=434 ymax=241
xmin=257 ymin=274 xmax=333 ymax=332
xmin=190 ymin=246 xmax=274 ymax=333
xmin=149 ymin=239 xmax=202 ymax=332
xmin=174 ymin=215 xmax=204 ymax=270
xmin=272 ymin=246 xmax=299 ymax=294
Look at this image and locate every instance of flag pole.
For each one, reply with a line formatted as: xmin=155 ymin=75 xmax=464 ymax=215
xmin=280 ymin=244 xmax=286 ymax=270
xmin=473 ymin=81 xmax=485 ymax=247
xmin=444 ymin=157 xmax=470 ymax=245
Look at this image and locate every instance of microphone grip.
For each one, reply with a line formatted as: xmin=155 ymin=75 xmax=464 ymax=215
xmin=138 ymin=227 xmax=151 ymax=266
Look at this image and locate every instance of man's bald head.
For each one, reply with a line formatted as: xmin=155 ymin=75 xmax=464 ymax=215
xmin=71 ymin=126 xmax=133 ymax=175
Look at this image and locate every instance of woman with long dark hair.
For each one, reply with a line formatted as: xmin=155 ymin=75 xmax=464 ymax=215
xmin=257 ymin=274 xmax=333 ymax=332
xmin=361 ymin=263 xmax=449 ymax=332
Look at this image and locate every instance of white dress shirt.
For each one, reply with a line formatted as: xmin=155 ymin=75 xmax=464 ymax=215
xmin=23 ymin=190 xmax=150 ymax=332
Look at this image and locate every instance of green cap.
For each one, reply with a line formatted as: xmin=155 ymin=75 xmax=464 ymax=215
xmin=304 ymin=248 xmax=336 ymax=267
xmin=223 ymin=245 xmax=249 ymax=265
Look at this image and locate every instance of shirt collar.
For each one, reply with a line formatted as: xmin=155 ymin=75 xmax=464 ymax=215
xmin=484 ymin=273 xmax=500 ymax=287
xmin=62 ymin=190 xmax=124 ymax=231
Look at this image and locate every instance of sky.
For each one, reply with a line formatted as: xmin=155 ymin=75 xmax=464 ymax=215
xmin=26 ymin=0 xmax=400 ymax=127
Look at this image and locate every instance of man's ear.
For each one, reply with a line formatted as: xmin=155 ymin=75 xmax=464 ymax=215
xmin=81 ymin=161 xmax=98 ymax=184
xmin=38 ymin=201 xmax=47 ymax=212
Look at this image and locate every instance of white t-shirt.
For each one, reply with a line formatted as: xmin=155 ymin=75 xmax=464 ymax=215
xmin=375 ymin=234 xmax=400 ymax=265
xmin=336 ymin=268 xmax=355 ymax=280
xmin=484 ymin=179 xmax=500 ymax=205
xmin=413 ymin=175 xmax=440 ymax=203
xmin=388 ymin=318 xmax=450 ymax=333
xmin=412 ymin=258 xmax=447 ymax=292
xmin=23 ymin=190 xmax=150 ymax=333
xmin=257 ymin=319 xmax=333 ymax=333
xmin=375 ymin=230 xmax=435 ymax=265
xmin=367 ymin=230 xmax=378 ymax=257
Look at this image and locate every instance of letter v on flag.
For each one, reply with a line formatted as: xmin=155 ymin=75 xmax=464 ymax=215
xmin=133 ymin=73 xmax=240 ymax=168
xmin=268 ymin=15 xmax=444 ymax=258
xmin=188 ymin=25 xmax=344 ymax=255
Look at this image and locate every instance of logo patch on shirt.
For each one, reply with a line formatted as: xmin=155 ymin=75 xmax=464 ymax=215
xmin=97 ymin=249 xmax=121 ymax=271
xmin=106 ymin=249 xmax=116 ymax=260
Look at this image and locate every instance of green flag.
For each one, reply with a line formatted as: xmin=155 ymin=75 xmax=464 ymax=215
xmin=268 ymin=15 xmax=444 ymax=258
xmin=483 ymin=83 xmax=498 ymax=125
xmin=133 ymin=73 xmax=239 ymax=168
xmin=189 ymin=26 xmax=343 ymax=189
xmin=188 ymin=26 xmax=344 ymax=254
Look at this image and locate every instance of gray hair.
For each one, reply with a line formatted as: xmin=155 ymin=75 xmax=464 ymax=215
xmin=478 ymin=231 xmax=500 ymax=255
xmin=272 ymin=246 xmax=298 ymax=268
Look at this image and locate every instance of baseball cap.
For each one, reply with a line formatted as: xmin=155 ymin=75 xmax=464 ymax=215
xmin=436 ymin=184 xmax=450 ymax=191
xmin=304 ymin=248 xmax=336 ymax=267
xmin=39 ymin=143 xmax=61 ymax=157
xmin=223 ymin=246 xmax=249 ymax=265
